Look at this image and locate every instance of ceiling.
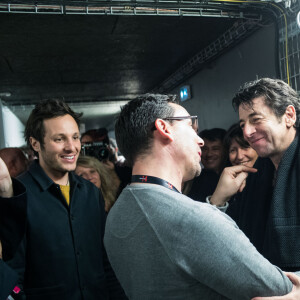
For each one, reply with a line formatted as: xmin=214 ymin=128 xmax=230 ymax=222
xmin=0 ymin=1 xmax=275 ymax=130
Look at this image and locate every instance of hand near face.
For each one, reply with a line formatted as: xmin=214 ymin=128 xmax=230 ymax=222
xmin=251 ymin=272 xmax=300 ymax=300
xmin=0 ymin=157 xmax=13 ymax=198
xmin=210 ymin=165 xmax=257 ymax=206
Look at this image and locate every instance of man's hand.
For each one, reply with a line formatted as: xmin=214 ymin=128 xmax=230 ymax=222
xmin=252 ymin=272 xmax=300 ymax=300
xmin=210 ymin=165 xmax=257 ymax=206
xmin=0 ymin=157 xmax=13 ymax=197
xmin=0 ymin=240 xmax=2 ymax=259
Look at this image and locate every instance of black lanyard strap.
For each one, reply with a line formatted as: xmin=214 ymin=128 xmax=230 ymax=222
xmin=131 ymin=175 xmax=180 ymax=193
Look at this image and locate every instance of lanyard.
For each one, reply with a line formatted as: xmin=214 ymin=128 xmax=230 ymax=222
xmin=131 ymin=175 xmax=180 ymax=193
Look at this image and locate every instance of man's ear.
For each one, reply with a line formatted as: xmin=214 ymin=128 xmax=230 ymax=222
xmin=285 ymin=105 xmax=296 ymax=128
xmin=30 ymin=137 xmax=41 ymax=153
xmin=154 ymin=119 xmax=174 ymax=142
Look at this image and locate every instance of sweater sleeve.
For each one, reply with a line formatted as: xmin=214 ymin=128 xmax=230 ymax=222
xmin=148 ymin=199 xmax=293 ymax=300
xmin=0 ymin=178 xmax=27 ymax=261
xmin=0 ymin=260 xmax=19 ymax=300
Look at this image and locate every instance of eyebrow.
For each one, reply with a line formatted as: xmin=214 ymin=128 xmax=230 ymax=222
xmin=239 ymin=111 xmax=261 ymax=124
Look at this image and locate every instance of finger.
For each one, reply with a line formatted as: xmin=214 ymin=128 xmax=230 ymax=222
xmin=284 ymin=272 xmax=300 ymax=285
xmin=225 ymin=165 xmax=257 ymax=174
xmin=238 ymin=179 xmax=246 ymax=193
xmin=234 ymin=171 xmax=249 ymax=187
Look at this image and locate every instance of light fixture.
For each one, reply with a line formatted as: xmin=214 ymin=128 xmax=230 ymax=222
xmin=0 ymin=92 xmax=11 ymax=97
xmin=297 ymin=11 xmax=300 ymax=29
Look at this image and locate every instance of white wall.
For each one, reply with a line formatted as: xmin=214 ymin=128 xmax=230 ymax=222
xmin=0 ymin=101 xmax=25 ymax=148
xmin=172 ymin=24 xmax=277 ymax=131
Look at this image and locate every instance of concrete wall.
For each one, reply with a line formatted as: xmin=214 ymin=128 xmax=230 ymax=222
xmin=172 ymin=24 xmax=277 ymax=131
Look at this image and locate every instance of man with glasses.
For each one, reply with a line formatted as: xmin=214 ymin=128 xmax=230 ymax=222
xmin=104 ymin=93 xmax=300 ymax=299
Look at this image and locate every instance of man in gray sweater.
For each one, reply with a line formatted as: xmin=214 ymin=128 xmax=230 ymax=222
xmin=104 ymin=94 xmax=300 ymax=299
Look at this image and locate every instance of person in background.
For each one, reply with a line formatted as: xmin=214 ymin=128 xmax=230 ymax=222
xmin=81 ymin=128 xmax=108 ymax=145
xmin=200 ymin=128 xmax=226 ymax=175
xmin=0 ymin=147 xmax=28 ymax=177
xmin=81 ymin=128 xmax=131 ymax=195
xmin=224 ymin=123 xmax=258 ymax=167
xmin=183 ymin=128 xmax=226 ymax=202
xmin=76 ymin=155 xmax=118 ymax=212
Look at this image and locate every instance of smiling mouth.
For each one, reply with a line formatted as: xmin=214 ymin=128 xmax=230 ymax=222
xmin=249 ymin=137 xmax=264 ymax=145
xmin=239 ymin=161 xmax=250 ymax=165
xmin=61 ymin=155 xmax=77 ymax=161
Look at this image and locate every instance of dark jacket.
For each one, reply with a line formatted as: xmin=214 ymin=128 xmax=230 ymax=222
xmin=0 ymin=179 xmax=27 ymax=300
xmin=188 ymin=169 xmax=219 ymax=203
xmin=227 ymin=135 xmax=300 ymax=271
xmin=9 ymin=160 xmax=125 ymax=299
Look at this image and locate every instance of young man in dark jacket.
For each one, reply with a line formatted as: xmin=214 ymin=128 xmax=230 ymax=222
xmin=6 ymin=99 xmax=126 ymax=300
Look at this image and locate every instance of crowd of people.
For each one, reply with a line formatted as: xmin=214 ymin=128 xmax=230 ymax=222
xmin=1 ymin=77 xmax=300 ymax=299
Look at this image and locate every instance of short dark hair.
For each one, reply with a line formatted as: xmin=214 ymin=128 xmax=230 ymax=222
xmin=115 ymin=94 xmax=177 ymax=166
xmin=232 ymin=78 xmax=300 ymax=127
xmin=25 ymin=99 xmax=82 ymax=155
xmin=199 ymin=128 xmax=226 ymax=142
xmin=224 ymin=123 xmax=250 ymax=152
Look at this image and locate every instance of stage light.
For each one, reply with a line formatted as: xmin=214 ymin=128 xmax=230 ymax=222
xmin=297 ymin=11 xmax=300 ymax=29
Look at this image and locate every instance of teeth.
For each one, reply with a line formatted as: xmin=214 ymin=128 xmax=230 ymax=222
xmin=64 ymin=156 xmax=74 ymax=159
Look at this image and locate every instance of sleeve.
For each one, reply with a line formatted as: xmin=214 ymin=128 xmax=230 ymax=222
xmin=0 ymin=260 xmax=18 ymax=300
xmin=0 ymin=178 xmax=27 ymax=261
xmin=150 ymin=201 xmax=293 ymax=300
xmin=98 ymin=190 xmax=128 ymax=299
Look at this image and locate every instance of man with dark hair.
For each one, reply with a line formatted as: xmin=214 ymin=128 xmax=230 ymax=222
xmin=209 ymin=78 xmax=300 ymax=271
xmin=6 ymin=99 xmax=125 ymax=299
xmin=104 ymin=93 xmax=300 ymax=299
xmin=200 ymin=128 xmax=226 ymax=175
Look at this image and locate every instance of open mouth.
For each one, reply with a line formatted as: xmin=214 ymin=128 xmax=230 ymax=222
xmin=61 ymin=155 xmax=77 ymax=162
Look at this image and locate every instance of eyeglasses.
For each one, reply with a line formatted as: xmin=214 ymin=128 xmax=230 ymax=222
xmin=162 ymin=116 xmax=198 ymax=132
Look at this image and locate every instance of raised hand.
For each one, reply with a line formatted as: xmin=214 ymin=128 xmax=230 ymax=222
xmin=210 ymin=165 xmax=257 ymax=206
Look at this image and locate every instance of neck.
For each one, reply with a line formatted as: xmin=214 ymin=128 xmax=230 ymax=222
xmin=270 ymin=128 xmax=297 ymax=170
xmin=132 ymin=155 xmax=183 ymax=193
xmin=39 ymin=161 xmax=69 ymax=185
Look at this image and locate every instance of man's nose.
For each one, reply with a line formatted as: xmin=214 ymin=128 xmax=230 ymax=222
xmin=198 ymin=137 xmax=204 ymax=147
xmin=65 ymin=138 xmax=76 ymax=151
xmin=243 ymin=123 xmax=255 ymax=138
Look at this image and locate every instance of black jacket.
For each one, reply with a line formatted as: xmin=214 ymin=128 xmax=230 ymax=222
xmin=0 ymin=179 xmax=27 ymax=300
xmin=227 ymin=135 xmax=300 ymax=271
xmin=9 ymin=160 xmax=125 ymax=299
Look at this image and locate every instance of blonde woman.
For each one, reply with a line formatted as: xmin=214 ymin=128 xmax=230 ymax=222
xmin=75 ymin=155 xmax=119 ymax=212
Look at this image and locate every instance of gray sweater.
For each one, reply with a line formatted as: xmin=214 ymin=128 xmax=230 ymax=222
xmin=104 ymin=184 xmax=292 ymax=300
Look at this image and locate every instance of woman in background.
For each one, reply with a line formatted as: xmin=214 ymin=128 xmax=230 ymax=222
xmin=224 ymin=123 xmax=258 ymax=168
xmin=75 ymin=156 xmax=118 ymax=212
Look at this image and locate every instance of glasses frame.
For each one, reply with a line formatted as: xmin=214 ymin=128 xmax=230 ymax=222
xmin=162 ymin=116 xmax=198 ymax=132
